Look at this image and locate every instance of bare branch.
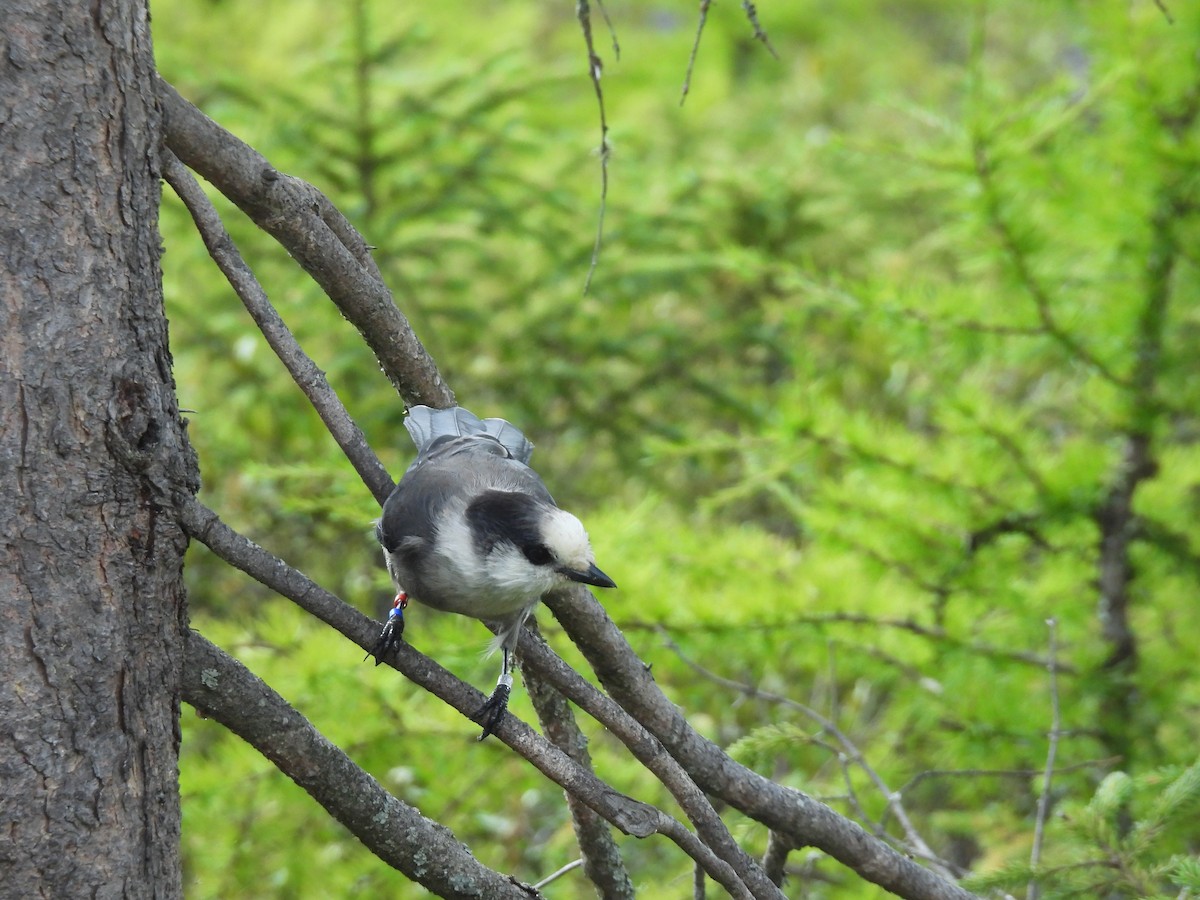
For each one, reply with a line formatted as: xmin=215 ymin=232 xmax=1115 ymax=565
xmin=522 ymin=621 xmax=634 ymax=900
xmin=681 ymin=0 xmax=713 ymax=106
xmin=541 ymin=587 xmax=981 ymax=900
xmin=178 ymin=499 xmax=757 ymax=898
xmin=575 ymin=0 xmax=611 ymax=294
xmin=740 ymin=2 xmax=779 ymax=58
xmin=762 ymin=831 xmax=794 ymax=887
xmin=515 ymin=625 xmax=785 ymax=899
xmin=162 ymin=77 xmax=768 ymax=897
xmin=1027 ymin=618 xmax=1062 ymax=900
xmin=161 ymin=151 xmax=394 ymax=506
xmin=158 ymin=77 xmax=453 ymax=409
xmin=181 ymin=629 xmax=541 ymax=899
xmin=593 ymin=0 xmax=620 ymax=59
xmin=531 ymin=859 xmax=583 ymax=891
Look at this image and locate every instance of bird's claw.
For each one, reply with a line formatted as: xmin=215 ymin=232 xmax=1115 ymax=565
xmin=471 ymin=680 xmax=512 ymax=741
xmin=365 ymin=593 xmax=407 ymax=665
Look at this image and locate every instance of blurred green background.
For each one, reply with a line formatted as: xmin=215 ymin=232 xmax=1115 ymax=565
xmin=155 ymin=1 xmax=1200 ymax=896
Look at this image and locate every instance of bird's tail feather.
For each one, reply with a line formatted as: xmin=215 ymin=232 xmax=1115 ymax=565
xmin=405 ymin=405 xmax=533 ymax=463
xmin=403 ymin=405 xmax=481 ymax=449
xmin=486 ymin=606 xmax=534 ymax=657
xmin=479 ymin=417 xmax=534 ymax=464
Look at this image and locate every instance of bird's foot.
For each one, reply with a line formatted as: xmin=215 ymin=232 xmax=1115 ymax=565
xmin=365 ymin=593 xmax=407 ymax=665
xmin=471 ymin=672 xmax=513 ymax=741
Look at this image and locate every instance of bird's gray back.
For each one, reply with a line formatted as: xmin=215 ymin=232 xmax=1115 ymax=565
xmin=378 ymin=433 xmax=553 ymax=554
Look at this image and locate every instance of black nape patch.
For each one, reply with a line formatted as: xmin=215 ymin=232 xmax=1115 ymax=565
xmin=465 ymin=490 xmax=547 ymax=558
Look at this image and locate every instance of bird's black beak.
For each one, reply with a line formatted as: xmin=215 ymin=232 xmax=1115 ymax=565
xmin=563 ymin=563 xmax=616 ymax=589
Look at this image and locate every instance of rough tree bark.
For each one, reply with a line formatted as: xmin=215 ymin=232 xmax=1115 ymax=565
xmin=0 ymin=1 xmax=197 ymax=896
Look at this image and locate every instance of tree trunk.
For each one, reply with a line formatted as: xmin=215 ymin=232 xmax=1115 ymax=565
xmin=0 ymin=1 xmax=196 ymax=896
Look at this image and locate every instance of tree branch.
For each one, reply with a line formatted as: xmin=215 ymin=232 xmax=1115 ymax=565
xmin=515 ymin=625 xmax=785 ymax=899
xmin=161 ymin=150 xmax=394 ymax=506
xmin=740 ymin=2 xmax=779 ymax=58
xmin=158 ymin=77 xmax=453 ymax=409
xmin=762 ymin=830 xmax=794 ymax=887
xmin=178 ymin=498 xmax=758 ymax=898
xmin=681 ymin=0 xmax=713 ymax=106
xmin=181 ymin=629 xmax=540 ymax=899
xmin=522 ymin=621 xmax=635 ymax=900
xmin=542 ymin=587 xmax=981 ymax=900
xmin=574 ymin=0 xmax=610 ymax=294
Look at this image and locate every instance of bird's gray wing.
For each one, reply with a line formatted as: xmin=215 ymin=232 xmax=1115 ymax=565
xmin=376 ymin=460 xmax=463 ymax=553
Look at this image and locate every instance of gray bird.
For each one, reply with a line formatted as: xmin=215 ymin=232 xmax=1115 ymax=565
xmin=368 ymin=405 xmax=616 ymax=739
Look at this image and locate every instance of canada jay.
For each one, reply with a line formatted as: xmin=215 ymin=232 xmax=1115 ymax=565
xmin=367 ymin=405 xmax=616 ymax=739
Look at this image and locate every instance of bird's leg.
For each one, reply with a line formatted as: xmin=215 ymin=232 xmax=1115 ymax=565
xmin=365 ymin=592 xmax=407 ymax=665
xmin=471 ymin=648 xmax=514 ymax=741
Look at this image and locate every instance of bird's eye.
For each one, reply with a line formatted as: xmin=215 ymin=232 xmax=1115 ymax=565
xmin=522 ymin=543 xmax=554 ymax=566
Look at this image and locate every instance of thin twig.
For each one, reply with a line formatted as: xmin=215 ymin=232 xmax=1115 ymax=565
xmin=1028 ymin=618 xmax=1061 ymax=900
xmin=740 ymin=2 xmax=779 ymax=58
xmin=532 ymin=858 xmax=583 ymax=890
xmin=593 ymin=0 xmax=620 ymax=59
xmin=161 ymin=152 xmax=395 ymax=506
xmin=681 ymin=0 xmax=712 ymax=106
xmin=576 ymin=0 xmax=611 ymax=294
